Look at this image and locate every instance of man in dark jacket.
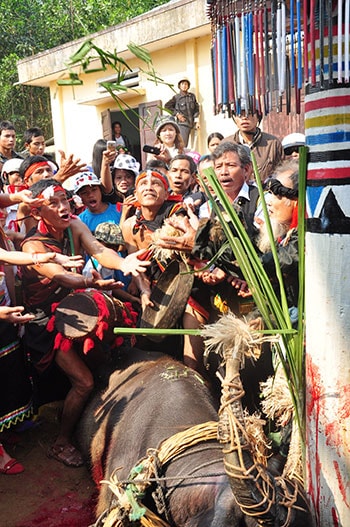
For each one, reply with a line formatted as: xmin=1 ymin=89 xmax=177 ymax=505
xmin=164 ymin=78 xmax=200 ymax=147
xmin=225 ymin=101 xmax=284 ymax=183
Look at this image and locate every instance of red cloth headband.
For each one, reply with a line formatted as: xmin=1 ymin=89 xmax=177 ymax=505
xmin=36 ymin=185 xmax=65 ymax=201
xmin=135 ymin=170 xmax=169 ymax=191
xmin=24 ymin=161 xmax=51 ymax=182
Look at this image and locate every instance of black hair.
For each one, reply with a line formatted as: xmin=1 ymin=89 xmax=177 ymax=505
xmin=0 ymin=120 xmax=15 ymax=134
xmin=23 ymin=127 xmax=44 ymax=144
xmin=112 ymin=121 xmax=122 ymax=128
xmin=211 ymin=141 xmax=252 ymax=168
xmin=169 ymin=154 xmax=197 ymax=175
xmin=91 ymin=139 xmax=107 ymax=178
xmin=19 ymin=155 xmax=51 ymax=179
xmin=232 ymin=98 xmax=263 ymax=122
xmin=145 ymin=159 xmax=169 ymax=172
xmin=207 ymin=132 xmax=224 ymax=146
xmin=197 ymin=154 xmax=213 ymax=170
xmin=29 ymin=178 xmax=65 ymax=198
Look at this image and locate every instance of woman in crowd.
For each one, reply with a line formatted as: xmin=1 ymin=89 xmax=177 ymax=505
xmin=207 ymin=132 xmax=223 ymax=154
xmin=147 ymin=116 xmax=186 ymax=165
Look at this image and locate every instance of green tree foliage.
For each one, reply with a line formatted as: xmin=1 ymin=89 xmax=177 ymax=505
xmin=0 ymin=0 xmax=168 ymax=146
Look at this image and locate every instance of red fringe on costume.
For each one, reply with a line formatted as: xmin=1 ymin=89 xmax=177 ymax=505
xmin=46 ymin=289 xmax=138 ymax=354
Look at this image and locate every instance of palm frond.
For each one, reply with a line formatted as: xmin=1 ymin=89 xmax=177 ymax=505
xmin=201 ymin=151 xmax=307 ymax=444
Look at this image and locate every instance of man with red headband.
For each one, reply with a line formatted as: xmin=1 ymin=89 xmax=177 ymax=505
xmin=122 ymin=169 xmax=186 ymax=291
xmin=122 ymin=169 xmax=211 ymax=377
xmin=16 ymin=154 xmax=87 ymax=234
xmin=21 ymin=179 xmax=149 ymax=468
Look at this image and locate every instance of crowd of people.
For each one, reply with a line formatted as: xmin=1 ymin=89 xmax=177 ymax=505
xmin=0 ymin=88 xmax=305 ymax=473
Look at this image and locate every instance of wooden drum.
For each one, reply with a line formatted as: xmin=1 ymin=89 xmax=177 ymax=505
xmin=54 ymin=289 xmax=128 ymax=343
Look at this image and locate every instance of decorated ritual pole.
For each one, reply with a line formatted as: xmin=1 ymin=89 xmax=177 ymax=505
xmin=304 ymin=2 xmax=350 ymax=524
xmin=205 ymin=0 xmax=350 ymax=524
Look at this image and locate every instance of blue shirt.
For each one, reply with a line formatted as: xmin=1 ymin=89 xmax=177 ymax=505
xmin=78 ymin=202 xmax=129 ymax=288
xmin=78 ymin=202 xmax=122 ymax=234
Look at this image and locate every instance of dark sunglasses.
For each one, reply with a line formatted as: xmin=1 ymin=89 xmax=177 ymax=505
xmin=264 ymin=177 xmax=298 ymax=198
xmin=284 ymin=145 xmax=300 ymax=156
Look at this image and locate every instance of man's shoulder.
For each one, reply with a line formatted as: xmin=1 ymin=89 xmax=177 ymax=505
xmin=0 ymin=150 xmax=24 ymax=163
xmin=259 ymin=131 xmax=282 ymax=144
xmin=122 ymin=214 xmax=136 ymax=231
xmin=224 ymin=132 xmax=240 ymax=143
xmin=248 ymin=183 xmax=259 ymax=201
xmin=70 ymin=215 xmax=86 ymax=231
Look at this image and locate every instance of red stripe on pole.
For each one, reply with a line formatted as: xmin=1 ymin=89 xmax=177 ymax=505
xmin=308 ymin=166 xmax=350 ymax=180
xmin=305 ymin=95 xmax=350 ymax=111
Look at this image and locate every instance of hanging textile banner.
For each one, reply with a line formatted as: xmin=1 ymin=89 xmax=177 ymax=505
xmin=206 ymin=0 xmax=350 ymax=117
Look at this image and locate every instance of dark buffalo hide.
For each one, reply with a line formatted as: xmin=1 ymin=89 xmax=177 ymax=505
xmin=77 ymin=350 xmax=258 ymax=527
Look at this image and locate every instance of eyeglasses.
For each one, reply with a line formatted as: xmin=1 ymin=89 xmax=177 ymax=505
xmin=284 ymin=145 xmax=300 ymax=156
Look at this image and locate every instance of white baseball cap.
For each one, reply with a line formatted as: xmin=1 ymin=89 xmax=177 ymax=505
xmin=282 ymin=133 xmax=306 ymax=150
xmin=113 ymin=154 xmax=139 ymax=178
xmin=72 ymin=171 xmax=101 ymax=194
xmin=1 ymin=158 xmax=22 ymax=177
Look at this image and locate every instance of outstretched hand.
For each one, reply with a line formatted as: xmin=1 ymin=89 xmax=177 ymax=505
xmin=120 ymin=249 xmax=151 ymax=277
xmin=227 ymin=276 xmax=252 ymax=297
xmin=89 ymin=269 xmax=124 ymax=290
xmin=53 ymin=254 xmax=85 ymax=268
xmin=56 ymin=150 xmax=88 ymax=182
xmin=12 ymin=189 xmax=44 ymax=207
xmin=197 ymin=265 xmax=227 ymax=285
xmin=0 ymin=305 xmax=35 ymax=324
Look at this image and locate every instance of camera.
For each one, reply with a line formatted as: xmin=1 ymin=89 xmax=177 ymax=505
xmin=107 ymin=140 xmax=117 ymax=152
xmin=143 ymin=145 xmax=161 ymax=155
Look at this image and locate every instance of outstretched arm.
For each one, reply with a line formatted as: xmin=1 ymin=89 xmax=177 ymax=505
xmin=22 ymin=238 xmax=119 ymax=291
xmin=0 ymin=248 xmax=84 ymax=268
xmin=0 ymin=305 xmax=35 ymax=324
xmin=74 ymin=218 xmax=150 ymax=276
xmin=54 ymin=150 xmax=87 ymax=183
xmin=100 ymin=149 xmax=117 ymax=194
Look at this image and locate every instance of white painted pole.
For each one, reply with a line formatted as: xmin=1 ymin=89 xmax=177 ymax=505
xmin=304 ymin=11 xmax=350 ymax=521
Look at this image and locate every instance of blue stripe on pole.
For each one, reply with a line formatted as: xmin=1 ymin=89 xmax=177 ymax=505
xmin=217 ymin=28 xmax=223 ymax=106
xmin=307 ymin=131 xmax=350 ymax=145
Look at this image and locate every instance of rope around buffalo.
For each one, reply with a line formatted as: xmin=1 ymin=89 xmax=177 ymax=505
xmin=93 ymin=394 xmax=307 ymax=527
xmin=96 ymin=421 xmax=219 ymax=527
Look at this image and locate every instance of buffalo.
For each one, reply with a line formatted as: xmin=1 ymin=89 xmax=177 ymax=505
xmin=77 ymin=337 xmax=311 ymax=527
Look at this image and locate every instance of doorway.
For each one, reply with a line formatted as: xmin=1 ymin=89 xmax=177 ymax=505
xmin=101 ymin=100 xmax=162 ymax=169
xmin=108 ymin=108 xmax=141 ymax=163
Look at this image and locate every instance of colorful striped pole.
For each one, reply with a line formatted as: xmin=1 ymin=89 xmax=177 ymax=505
xmin=304 ymin=5 xmax=350 ymax=523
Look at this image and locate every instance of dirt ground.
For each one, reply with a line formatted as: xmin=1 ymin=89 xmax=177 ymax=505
xmin=0 ymin=402 xmax=96 ymax=527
